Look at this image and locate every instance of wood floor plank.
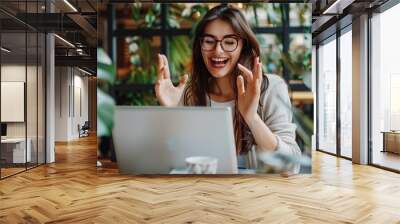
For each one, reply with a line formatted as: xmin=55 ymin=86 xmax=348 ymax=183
xmin=0 ymin=136 xmax=400 ymax=223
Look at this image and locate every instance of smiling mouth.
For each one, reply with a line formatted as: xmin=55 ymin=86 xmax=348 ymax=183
xmin=209 ymin=57 xmax=229 ymax=68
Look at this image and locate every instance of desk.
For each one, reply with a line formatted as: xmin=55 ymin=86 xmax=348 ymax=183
xmin=1 ymin=138 xmax=31 ymax=163
xmin=290 ymin=91 xmax=314 ymax=106
xmin=381 ymin=131 xmax=400 ymax=154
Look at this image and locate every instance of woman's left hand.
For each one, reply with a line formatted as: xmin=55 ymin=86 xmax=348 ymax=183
xmin=237 ymin=56 xmax=263 ymax=125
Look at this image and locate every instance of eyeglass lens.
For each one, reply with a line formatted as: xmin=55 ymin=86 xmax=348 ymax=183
xmin=201 ymin=36 xmax=238 ymax=52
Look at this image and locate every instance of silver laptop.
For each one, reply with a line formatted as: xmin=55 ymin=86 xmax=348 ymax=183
xmin=113 ymin=106 xmax=238 ymax=174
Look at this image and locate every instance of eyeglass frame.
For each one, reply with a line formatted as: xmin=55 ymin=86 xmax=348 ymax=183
xmin=200 ymin=34 xmax=242 ymax=52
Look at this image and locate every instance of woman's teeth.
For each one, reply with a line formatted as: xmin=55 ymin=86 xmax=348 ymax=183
xmin=210 ymin=57 xmax=229 ymax=67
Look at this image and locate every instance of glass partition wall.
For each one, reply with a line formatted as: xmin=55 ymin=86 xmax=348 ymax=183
xmin=317 ymin=35 xmax=337 ymax=155
xmin=339 ymin=27 xmax=352 ymax=159
xmin=0 ymin=1 xmax=46 ymax=179
xmin=0 ymin=30 xmax=27 ymax=177
xmin=316 ymin=0 xmax=400 ymax=172
xmin=370 ymin=3 xmax=400 ymax=171
xmin=316 ymin=26 xmax=353 ymax=159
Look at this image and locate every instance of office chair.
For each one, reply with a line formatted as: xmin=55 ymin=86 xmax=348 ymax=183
xmin=79 ymin=121 xmax=90 ymax=138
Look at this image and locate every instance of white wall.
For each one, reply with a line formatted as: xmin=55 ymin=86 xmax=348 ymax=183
xmin=55 ymin=67 xmax=89 ymax=141
xmin=1 ymin=65 xmax=38 ymax=137
xmin=73 ymin=73 xmax=89 ymax=137
xmin=1 ymin=65 xmax=26 ymax=139
xmin=55 ymin=66 xmax=69 ymax=141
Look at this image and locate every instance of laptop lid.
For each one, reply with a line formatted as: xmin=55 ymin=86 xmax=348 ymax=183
xmin=113 ymin=106 xmax=238 ymax=174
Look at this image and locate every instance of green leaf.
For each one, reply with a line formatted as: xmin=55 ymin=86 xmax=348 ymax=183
xmin=130 ymin=55 xmax=140 ymax=66
xmin=131 ymin=3 xmax=142 ymax=21
xmin=301 ymin=72 xmax=312 ymax=90
xmin=168 ymin=16 xmax=180 ymax=28
xmin=97 ymin=48 xmax=115 ymax=84
xmin=97 ymin=88 xmax=116 ymax=137
xmin=145 ymin=9 xmax=155 ymax=27
xmin=152 ymin=3 xmax=160 ymax=13
xmin=97 ymin=48 xmax=112 ymax=65
xmin=129 ymin=42 xmax=138 ymax=52
xmin=97 ymin=63 xmax=115 ymax=84
xmin=97 ymin=116 xmax=109 ymax=137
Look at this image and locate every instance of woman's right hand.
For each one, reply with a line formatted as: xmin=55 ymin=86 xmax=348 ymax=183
xmin=155 ymin=54 xmax=188 ymax=107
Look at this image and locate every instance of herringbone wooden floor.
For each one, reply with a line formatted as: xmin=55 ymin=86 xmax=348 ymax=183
xmin=1 ymin=136 xmax=400 ymax=224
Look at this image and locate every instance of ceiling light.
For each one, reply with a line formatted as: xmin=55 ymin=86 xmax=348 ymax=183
xmin=76 ymin=49 xmax=85 ymax=55
xmin=322 ymin=0 xmax=354 ymax=15
xmin=63 ymin=0 xmax=78 ymax=12
xmin=323 ymin=0 xmax=341 ymax=14
xmin=54 ymin=34 xmax=75 ymax=48
xmin=1 ymin=47 xmax=11 ymax=53
xmin=78 ymin=67 xmax=93 ymax=76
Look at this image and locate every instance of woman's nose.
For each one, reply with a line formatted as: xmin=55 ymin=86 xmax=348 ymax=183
xmin=215 ymin=42 xmax=224 ymax=54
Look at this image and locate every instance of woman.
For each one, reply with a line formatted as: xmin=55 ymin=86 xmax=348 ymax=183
xmin=155 ymin=4 xmax=301 ymax=174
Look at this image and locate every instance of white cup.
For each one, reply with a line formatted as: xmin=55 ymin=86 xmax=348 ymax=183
xmin=185 ymin=156 xmax=218 ymax=174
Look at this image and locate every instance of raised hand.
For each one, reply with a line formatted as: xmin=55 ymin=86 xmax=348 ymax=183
xmin=155 ymin=54 xmax=188 ymax=107
xmin=236 ymin=56 xmax=263 ymax=124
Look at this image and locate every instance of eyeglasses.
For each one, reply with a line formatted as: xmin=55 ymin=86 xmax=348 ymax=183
xmin=200 ymin=35 xmax=240 ymax=52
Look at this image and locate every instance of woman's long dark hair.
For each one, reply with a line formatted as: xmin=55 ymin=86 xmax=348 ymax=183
xmin=184 ymin=4 xmax=268 ymax=154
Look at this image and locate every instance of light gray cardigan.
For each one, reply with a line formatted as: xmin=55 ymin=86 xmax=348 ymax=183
xmin=252 ymin=74 xmax=301 ymax=173
xmin=179 ymin=74 xmax=301 ymax=173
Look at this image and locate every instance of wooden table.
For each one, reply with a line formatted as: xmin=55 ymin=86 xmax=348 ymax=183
xmin=381 ymin=131 xmax=400 ymax=154
xmin=0 ymin=138 xmax=31 ymax=164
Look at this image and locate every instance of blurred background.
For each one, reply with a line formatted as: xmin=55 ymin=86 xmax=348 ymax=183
xmin=97 ymin=3 xmax=312 ymax=171
xmin=98 ymin=3 xmax=311 ymax=106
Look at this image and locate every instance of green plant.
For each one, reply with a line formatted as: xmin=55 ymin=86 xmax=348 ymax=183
xmin=281 ymin=34 xmax=311 ymax=81
xmin=124 ymin=3 xmax=312 ymax=105
xmin=131 ymin=3 xmax=161 ymax=28
xmin=97 ymin=48 xmax=116 ymax=136
xmin=168 ymin=35 xmax=191 ymax=82
xmin=256 ymin=33 xmax=284 ymax=76
xmin=243 ymin=3 xmax=282 ymax=27
xmin=122 ymin=3 xmax=209 ymax=105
